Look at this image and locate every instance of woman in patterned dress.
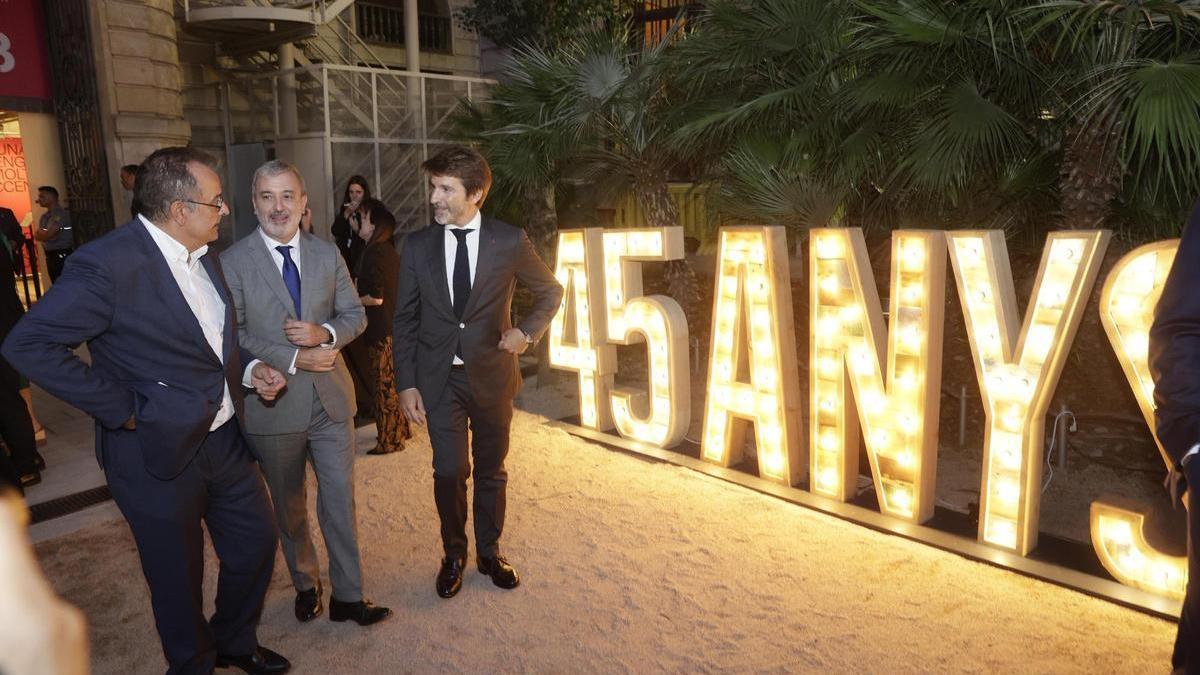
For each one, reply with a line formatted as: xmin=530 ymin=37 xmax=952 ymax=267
xmin=354 ymin=199 xmax=411 ymax=454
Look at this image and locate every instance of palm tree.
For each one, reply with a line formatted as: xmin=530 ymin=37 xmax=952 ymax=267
xmin=1039 ymin=0 xmax=1200 ymax=233
xmin=449 ymin=47 xmax=575 ymax=257
xmin=455 ymin=26 xmax=705 ymax=327
xmin=669 ymin=0 xmax=1200 ymax=240
xmin=665 ymin=0 xmax=854 ymax=230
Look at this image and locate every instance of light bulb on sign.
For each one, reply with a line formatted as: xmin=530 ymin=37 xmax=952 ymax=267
xmin=900 ymin=239 xmax=926 ymax=272
xmin=815 ymin=236 xmax=844 ymax=259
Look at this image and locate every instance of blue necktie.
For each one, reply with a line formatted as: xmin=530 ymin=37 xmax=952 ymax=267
xmin=276 ymin=245 xmax=302 ymax=318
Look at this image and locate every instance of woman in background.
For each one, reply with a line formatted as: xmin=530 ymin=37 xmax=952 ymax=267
xmin=331 ymin=175 xmax=370 ymax=276
xmin=354 ymin=198 xmax=410 ymax=455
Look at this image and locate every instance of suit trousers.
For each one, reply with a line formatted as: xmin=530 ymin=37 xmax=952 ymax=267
xmin=428 ymin=367 xmax=513 ymax=559
xmin=0 ymin=350 xmax=37 ymax=478
xmin=248 ymin=394 xmax=362 ymax=601
xmin=1177 ymin=460 xmax=1200 ymax=672
xmin=45 ymin=248 xmax=72 ymax=282
xmin=104 ymin=419 xmax=277 ymax=675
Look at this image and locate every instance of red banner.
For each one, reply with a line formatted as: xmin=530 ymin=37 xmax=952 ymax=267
xmin=0 ymin=137 xmax=32 ymax=227
xmin=0 ymin=0 xmax=52 ymax=101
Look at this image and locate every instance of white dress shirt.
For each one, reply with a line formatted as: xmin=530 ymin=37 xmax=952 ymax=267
xmin=443 ymin=210 xmax=481 ymax=366
xmin=139 ymin=214 xmax=235 ymax=431
xmin=255 ymin=227 xmax=337 ymax=374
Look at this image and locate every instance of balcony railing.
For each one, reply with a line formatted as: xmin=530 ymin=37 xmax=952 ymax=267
xmin=355 ymin=2 xmax=452 ymax=54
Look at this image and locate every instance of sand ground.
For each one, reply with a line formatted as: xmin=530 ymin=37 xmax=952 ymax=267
xmin=33 ymin=405 xmax=1177 ymax=674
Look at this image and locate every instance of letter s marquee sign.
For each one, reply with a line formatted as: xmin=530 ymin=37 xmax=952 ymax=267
xmin=0 ymin=0 xmax=52 ymax=102
xmin=549 ymin=225 xmax=1187 ymax=611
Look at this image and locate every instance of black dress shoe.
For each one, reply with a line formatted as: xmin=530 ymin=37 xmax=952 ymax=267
xmin=436 ymin=556 xmax=466 ymax=598
xmin=329 ymin=597 xmax=392 ymax=625
xmin=19 ymin=470 xmax=40 ymax=488
xmin=215 ymin=645 xmax=290 ymax=674
xmin=477 ymin=554 xmax=520 ymax=589
xmin=33 ymin=453 xmax=46 ymax=471
xmin=294 ymin=583 xmax=322 ymax=622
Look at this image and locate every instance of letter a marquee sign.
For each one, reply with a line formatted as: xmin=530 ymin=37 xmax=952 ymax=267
xmin=548 ymin=225 xmax=1185 ymax=614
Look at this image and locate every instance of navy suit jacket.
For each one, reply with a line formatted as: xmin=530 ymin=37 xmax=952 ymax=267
xmin=1151 ymin=200 xmax=1200 ymax=470
xmin=2 ymin=219 xmax=256 ymax=480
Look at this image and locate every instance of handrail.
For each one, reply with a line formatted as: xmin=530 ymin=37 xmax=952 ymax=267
xmin=234 ymin=61 xmax=496 ymax=85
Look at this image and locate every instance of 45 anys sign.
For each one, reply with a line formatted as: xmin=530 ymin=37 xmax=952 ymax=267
xmin=548 ymin=226 xmax=1184 ymax=606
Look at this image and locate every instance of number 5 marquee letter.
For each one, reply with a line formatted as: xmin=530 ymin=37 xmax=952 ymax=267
xmin=601 ymin=228 xmax=690 ymax=447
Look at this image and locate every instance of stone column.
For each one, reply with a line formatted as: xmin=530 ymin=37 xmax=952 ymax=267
xmin=90 ymin=0 xmax=191 ymax=224
xmin=278 ymin=42 xmax=299 ymax=137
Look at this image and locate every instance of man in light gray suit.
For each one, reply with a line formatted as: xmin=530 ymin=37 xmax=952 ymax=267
xmin=221 ymin=160 xmax=391 ymax=627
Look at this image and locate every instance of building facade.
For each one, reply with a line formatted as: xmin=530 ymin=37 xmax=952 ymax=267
xmin=0 ymin=0 xmax=492 ymax=296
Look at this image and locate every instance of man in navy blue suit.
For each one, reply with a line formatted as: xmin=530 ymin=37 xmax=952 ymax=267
xmin=1150 ymin=199 xmax=1200 ymax=675
xmin=3 ymin=147 xmax=291 ymax=675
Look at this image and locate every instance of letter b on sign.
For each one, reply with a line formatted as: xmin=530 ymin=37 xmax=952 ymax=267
xmin=0 ymin=34 xmax=14 ymax=74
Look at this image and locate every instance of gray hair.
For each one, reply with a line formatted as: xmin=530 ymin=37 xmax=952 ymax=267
xmin=251 ymin=160 xmax=307 ymax=195
xmin=135 ymin=147 xmax=218 ymax=222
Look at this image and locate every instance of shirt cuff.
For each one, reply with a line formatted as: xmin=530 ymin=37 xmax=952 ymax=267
xmin=242 ymin=359 xmax=261 ymax=388
xmin=1184 ymin=444 xmax=1200 ymax=467
xmin=288 ymin=349 xmax=299 ymax=375
xmin=321 ymin=323 xmax=337 ymax=348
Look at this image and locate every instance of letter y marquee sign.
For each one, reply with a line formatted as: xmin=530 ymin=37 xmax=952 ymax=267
xmin=548 ymin=225 xmax=1187 ymax=614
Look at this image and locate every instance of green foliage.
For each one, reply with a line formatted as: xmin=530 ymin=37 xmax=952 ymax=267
xmin=457 ymin=0 xmax=1200 ymax=243
xmin=455 ymin=0 xmax=636 ymax=50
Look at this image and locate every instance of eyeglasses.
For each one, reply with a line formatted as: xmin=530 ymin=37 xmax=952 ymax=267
xmin=183 ymin=197 xmax=225 ymax=210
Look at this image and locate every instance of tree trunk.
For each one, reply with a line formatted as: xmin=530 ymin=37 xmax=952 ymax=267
xmin=522 ymin=185 xmax=560 ymax=388
xmin=1058 ymin=118 xmax=1122 ymax=230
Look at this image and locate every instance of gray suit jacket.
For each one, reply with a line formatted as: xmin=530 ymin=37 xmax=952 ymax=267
xmin=222 ymin=229 xmax=366 ymax=435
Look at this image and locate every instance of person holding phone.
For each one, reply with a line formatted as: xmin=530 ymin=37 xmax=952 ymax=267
xmin=330 ymin=176 xmax=369 ymax=278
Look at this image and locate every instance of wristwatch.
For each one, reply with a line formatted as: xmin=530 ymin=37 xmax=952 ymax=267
xmin=520 ymin=328 xmax=533 ymax=345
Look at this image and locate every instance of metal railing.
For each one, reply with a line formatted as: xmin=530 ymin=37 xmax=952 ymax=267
xmin=12 ymin=233 xmax=43 ymax=304
xmin=354 ymin=2 xmax=452 ymax=53
xmin=211 ymin=63 xmax=494 ymax=231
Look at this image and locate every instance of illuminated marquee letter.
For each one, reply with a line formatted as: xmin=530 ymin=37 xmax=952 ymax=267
xmin=549 ymin=229 xmax=616 ymax=430
xmin=1091 ymin=240 xmax=1185 ymax=599
xmin=700 ymin=227 xmax=803 ymax=484
xmin=809 ymin=229 xmax=946 ymax=522
xmin=601 ymin=228 xmax=690 ymax=447
xmin=947 ymin=230 xmax=1109 ymax=554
